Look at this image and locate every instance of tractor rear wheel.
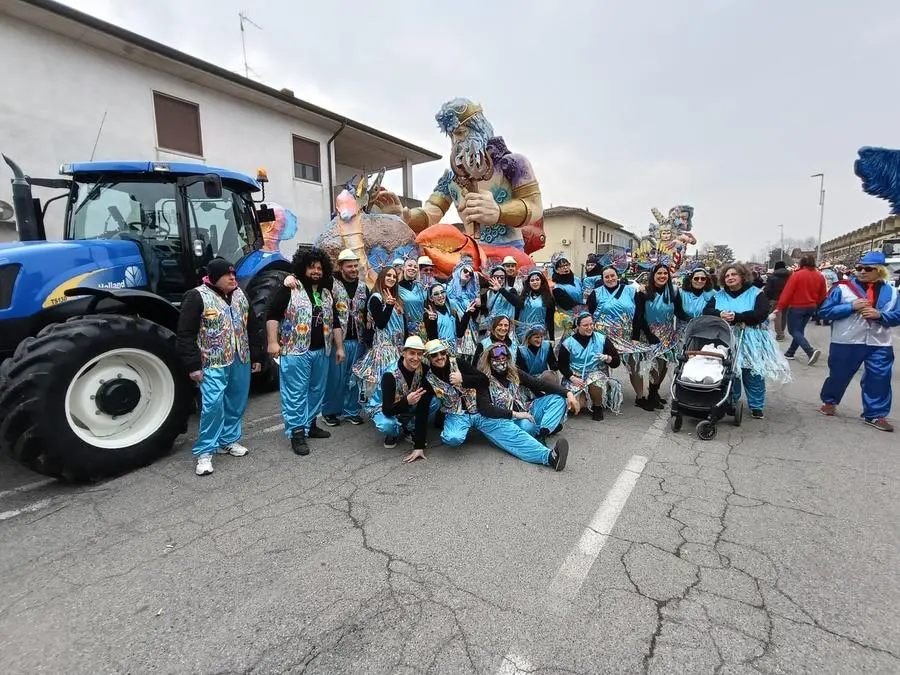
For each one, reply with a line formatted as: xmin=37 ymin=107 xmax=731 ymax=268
xmin=0 ymin=315 xmax=192 ymax=482
xmin=245 ymin=268 xmax=288 ymax=392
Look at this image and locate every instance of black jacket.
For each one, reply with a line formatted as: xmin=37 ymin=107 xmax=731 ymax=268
xmin=763 ymin=268 xmax=791 ymax=302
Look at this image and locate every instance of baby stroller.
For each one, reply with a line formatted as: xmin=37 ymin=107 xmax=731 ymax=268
xmin=669 ymin=315 xmax=743 ymax=440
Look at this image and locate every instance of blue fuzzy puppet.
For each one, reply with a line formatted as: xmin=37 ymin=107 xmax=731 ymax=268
xmin=855 ymin=146 xmax=900 ymax=214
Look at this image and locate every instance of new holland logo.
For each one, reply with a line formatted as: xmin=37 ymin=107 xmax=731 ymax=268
xmin=124 ymin=265 xmax=145 ymax=288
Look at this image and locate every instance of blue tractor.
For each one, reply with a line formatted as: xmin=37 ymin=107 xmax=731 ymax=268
xmin=0 ymin=156 xmax=292 ymax=481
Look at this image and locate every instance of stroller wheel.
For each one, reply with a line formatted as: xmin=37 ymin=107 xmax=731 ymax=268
xmin=696 ymin=420 xmax=717 ymax=441
xmin=733 ymin=401 xmax=743 ymax=427
xmin=671 ymin=414 xmax=683 ymax=433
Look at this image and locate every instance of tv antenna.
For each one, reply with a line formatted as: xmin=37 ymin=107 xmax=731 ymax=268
xmin=239 ymin=11 xmax=262 ymax=79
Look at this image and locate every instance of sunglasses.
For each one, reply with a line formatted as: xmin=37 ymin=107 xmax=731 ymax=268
xmin=431 ymin=290 xmax=446 ymax=297
xmin=856 ymin=266 xmax=876 ymax=272
xmin=692 ymin=275 xmax=707 ymax=281
xmin=492 ymin=275 xmax=505 ymax=281
xmin=461 ymin=269 xmax=472 ymax=276
xmin=489 ymin=346 xmax=509 ymax=358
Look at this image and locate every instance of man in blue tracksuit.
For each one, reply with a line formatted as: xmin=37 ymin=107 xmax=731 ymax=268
xmin=177 ymin=258 xmax=264 ymax=476
xmin=267 ymin=247 xmax=345 ymax=454
xmin=322 ymin=249 xmax=369 ymax=427
xmin=818 ymin=251 xmax=900 ymax=432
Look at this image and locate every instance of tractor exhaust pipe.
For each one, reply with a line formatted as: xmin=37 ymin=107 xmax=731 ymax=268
xmin=2 ymin=154 xmax=43 ymax=241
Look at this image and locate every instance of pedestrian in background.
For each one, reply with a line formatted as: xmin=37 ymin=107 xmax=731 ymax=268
xmin=764 ymin=260 xmax=791 ymax=341
xmin=775 ymin=255 xmax=826 ymax=365
xmin=818 ymin=251 xmax=900 ymax=432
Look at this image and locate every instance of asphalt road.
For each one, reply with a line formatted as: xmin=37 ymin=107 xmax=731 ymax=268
xmin=1 ymin=325 xmax=898 ymax=674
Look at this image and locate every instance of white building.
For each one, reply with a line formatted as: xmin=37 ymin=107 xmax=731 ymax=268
xmin=0 ymin=0 xmax=440 ymax=246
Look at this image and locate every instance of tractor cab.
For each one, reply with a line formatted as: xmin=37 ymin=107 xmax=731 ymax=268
xmin=59 ymin=161 xmax=271 ymax=303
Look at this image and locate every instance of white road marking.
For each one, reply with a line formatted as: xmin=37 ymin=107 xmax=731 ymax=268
xmin=0 ymin=478 xmax=55 ymax=500
xmin=0 ymin=497 xmax=54 ymax=522
xmin=496 ymin=415 xmax=667 ymax=670
xmin=245 ymin=413 xmax=282 ymax=427
xmin=547 ymin=453 xmax=649 ymax=605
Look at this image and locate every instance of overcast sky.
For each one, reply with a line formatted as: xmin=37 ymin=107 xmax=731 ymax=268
xmin=62 ymin=0 xmax=900 ymax=259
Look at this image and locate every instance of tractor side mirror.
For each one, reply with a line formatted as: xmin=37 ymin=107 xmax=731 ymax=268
xmin=256 ymin=204 xmax=275 ymax=224
xmin=176 ymin=174 xmax=223 ymax=200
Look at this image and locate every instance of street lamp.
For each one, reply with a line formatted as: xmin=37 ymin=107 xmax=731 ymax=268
xmin=778 ymin=223 xmax=785 ymax=263
xmin=811 ymin=173 xmax=825 ymax=262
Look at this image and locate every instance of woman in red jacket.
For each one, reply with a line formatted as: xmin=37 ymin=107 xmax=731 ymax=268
xmin=774 ymin=256 xmax=826 ymax=365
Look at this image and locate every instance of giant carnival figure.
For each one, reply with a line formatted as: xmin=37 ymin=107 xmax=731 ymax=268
xmin=632 ymin=205 xmax=697 ymax=274
xmin=404 ymin=98 xmax=544 ymax=274
xmin=314 ymin=98 xmax=546 ymax=281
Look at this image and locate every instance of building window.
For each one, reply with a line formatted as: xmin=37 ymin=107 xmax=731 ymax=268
xmin=293 ymin=136 xmax=321 ymax=182
xmin=590 ymin=228 xmax=594 ymax=243
xmin=582 ymin=225 xmax=586 ymax=242
xmin=153 ymin=92 xmax=203 ymax=156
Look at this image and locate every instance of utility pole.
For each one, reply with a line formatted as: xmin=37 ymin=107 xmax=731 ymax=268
xmin=239 ymin=11 xmax=262 ymax=79
xmin=811 ymin=173 xmax=825 ymax=263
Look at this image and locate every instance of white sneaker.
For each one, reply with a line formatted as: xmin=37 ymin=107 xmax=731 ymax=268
xmin=196 ymin=454 xmax=214 ymax=476
xmin=217 ymin=442 xmax=249 ymax=457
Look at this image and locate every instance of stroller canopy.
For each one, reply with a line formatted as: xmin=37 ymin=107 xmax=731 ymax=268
xmin=682 ymin=315 xmax=734 ymax=348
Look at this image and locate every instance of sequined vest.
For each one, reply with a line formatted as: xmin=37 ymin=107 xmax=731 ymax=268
xmin=488 ymin=376 xmax=531 ymax=412
xmin=280 ymin=286 xmax=334 ymax=356
xmin=333 ymin=278 xmax=367 ymax=341
xmin=425 ymin=363 xmax=477 ymax=415
xmin=196 ymin=285 xmax=250 ymax=369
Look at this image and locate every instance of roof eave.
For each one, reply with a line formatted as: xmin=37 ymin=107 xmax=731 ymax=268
xmin=15 ymin=0 xmax=442 ymax=164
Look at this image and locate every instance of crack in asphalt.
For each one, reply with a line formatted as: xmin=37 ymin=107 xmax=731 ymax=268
xmin=624 ymin=413 xmax=900 ymax=674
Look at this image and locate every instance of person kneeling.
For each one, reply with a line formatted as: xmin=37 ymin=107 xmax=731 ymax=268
xmin=557 ymin=312 xmax=623 ymax=420
xmin=365 ymin=336 xmax=435 ymax=462
xmin=473 ymin=343 xmax=571 ymax=471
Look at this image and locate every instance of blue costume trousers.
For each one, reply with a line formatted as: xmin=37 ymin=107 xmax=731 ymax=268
xmin=436 ymin=411 xmax=551 ymax=465
xmin=513 ymin=394 xmax=567 ymax=437
xmin=323 ymin=339 xmax=365 ymax=417
xmin=820 ymin=343 xmax=894 ymax=419
xmin=279 ymin=349 xmax=328 ymax=436
xmin=732 ymin=367 xmax=766 ymax=411
xmin=785 ymin=307 xmax=816 ymax=358
xmin=193 ymin=361 xmax=251 ymax=457
xmin=372 ymin=399 xmax=439 ymax=437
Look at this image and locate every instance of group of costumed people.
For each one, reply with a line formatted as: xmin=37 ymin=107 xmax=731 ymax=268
xmin=173 ymin=99 xmax=899 ymax=479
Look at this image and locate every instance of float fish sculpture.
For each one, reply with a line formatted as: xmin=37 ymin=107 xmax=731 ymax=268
xmin=415 ymin=222 xmax=536 ymax=278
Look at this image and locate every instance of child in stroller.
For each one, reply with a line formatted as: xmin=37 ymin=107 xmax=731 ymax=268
xmin=670 ymin=316 xmax=743 ymax=440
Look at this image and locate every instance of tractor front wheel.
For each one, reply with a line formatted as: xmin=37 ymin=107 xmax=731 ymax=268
xmin=0 ymin=315 xmax=192 ymax=481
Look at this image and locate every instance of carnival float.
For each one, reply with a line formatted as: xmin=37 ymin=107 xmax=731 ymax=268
xmin=313 ymin=98 xmax=543 ymax=281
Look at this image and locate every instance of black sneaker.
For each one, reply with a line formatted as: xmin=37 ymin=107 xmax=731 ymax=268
xmin=322 ymin=415 xmax=341 ymax=427
xmin=549 ymin=438 xmax=569 ymax=472
xmin=750 ymin=409 xmax=764 ymax=419
xmin=384 ymin=435 xmax=398 ymax=449
xmin=539 ymin=428 xmax=551 ymax=446
xmin=291 ymin=430 xmax=309 ymax=456
xmin=345 ymin=415 xmax=364 ymax=425
xmin=307 ymin=422 xmax=331 ymax=439
xmin=592 ymin=407 xmax=605 ymax=421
